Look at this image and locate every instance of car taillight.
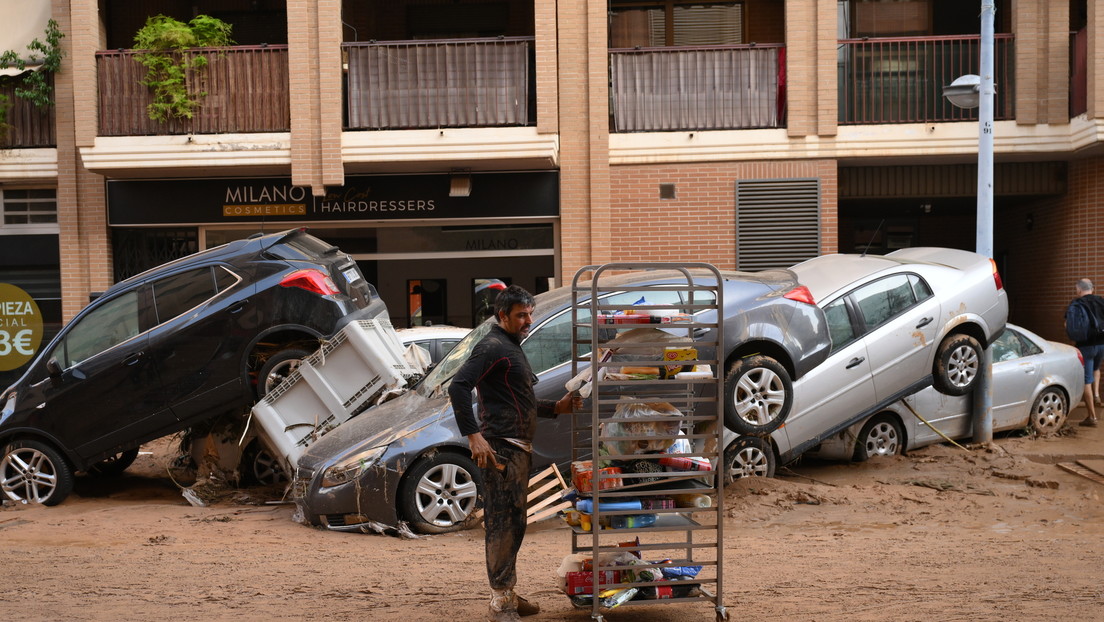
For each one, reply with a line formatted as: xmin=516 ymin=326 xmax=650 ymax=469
xmin=990 ymin=258 xmax=1004 ymax=290
xmin=783 ymin=285 xmax=816 ymax=305
xmin=280 ymin=269 xmax=339 ymax=296
xmin=1077 ymin=350 xmax=1085 ymax=367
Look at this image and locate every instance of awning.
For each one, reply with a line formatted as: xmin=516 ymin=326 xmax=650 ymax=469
xmin=0 ymin=1 xmax=52 ymax=76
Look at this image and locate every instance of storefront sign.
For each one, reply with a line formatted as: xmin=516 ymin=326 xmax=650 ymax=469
xmin=0 ymin=283 xmax=43 ymax=371
xmin=107 ymin=172 xmax=559 ymax=225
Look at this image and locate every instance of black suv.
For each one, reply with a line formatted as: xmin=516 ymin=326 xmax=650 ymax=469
xmin=0 ymin=229 xmax=388 ymax=505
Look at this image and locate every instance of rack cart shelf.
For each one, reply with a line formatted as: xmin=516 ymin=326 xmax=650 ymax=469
xmin=564 ymin=262 xmax=727 ymax=621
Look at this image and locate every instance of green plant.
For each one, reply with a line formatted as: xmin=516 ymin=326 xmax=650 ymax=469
xmin=133 ymin=14 xmax=233 ymax=122
xmin=0 ymin=19 xmax=64 ymax=136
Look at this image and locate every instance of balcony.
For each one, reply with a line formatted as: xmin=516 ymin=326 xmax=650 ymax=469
xmin=0 ymin=74 xmax=55 ymax=148
xmin=838 ymin=34 xmax=1015 ymax=125
xmin=609 ymin=44 xmax=785 ymax=132
xmin=96 ymin=45 xmax=290 ymax=136
xmin=344 ymin=37 xmax=535 ymax=130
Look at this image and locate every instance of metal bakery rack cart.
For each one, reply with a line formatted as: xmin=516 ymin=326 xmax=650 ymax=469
xmin=561 ymin=262 xmax=727 ymax=621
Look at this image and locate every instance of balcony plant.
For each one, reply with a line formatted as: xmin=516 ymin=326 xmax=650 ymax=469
xmin=133 ymin=14 xmax=233 ymax=122
xmin=0 ymin=19 xmax=64 ymax=138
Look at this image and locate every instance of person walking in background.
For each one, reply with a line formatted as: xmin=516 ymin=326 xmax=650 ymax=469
xmin=1065 ymin=278 xmax=1104 ymax=426
xmin=448 ymin=284 xmax=581 ymax=622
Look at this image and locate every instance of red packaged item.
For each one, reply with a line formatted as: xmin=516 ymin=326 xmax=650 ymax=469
xmin=571 ymin=460 xmax=623 ymax=493
xmin=564 ymin=570 xmax=621 ymax=595
xmin=658 ymin=456 xmax=712 ymax=471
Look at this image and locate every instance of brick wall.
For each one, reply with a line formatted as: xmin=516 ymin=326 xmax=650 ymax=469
xmin=608 ymin=160 xmax=838 ymax=269
xmin=1000 ymin=156 xmax=1104 ymax=343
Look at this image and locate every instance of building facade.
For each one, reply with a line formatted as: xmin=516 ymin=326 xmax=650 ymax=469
xmin=1 ymin=0 xmax=1101 ymax=386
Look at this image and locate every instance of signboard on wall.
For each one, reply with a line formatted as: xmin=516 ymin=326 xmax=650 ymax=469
xmin=107 ymin=172 xmax=559 ymax=225
xmin=0 ymin=283 xmax=43 ymax=371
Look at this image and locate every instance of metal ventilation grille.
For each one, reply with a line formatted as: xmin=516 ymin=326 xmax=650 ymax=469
xmin=736 ymin=179 xmax=821 ymax=271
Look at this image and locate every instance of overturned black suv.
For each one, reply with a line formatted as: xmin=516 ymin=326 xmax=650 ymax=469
xmin=0 ymin=229 xmax=388 ymax=505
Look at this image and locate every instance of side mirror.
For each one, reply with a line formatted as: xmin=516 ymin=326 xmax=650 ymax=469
xmin=46 ymin=358 xmax=62 ymax=377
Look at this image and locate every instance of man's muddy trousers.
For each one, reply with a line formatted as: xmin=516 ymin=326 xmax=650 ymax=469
xmin=482 ymin=439 xmax=533 ymax=590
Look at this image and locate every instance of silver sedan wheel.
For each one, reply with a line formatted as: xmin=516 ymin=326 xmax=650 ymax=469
xmin=2 ymin=446 xmax=61 ymax=504
xmin=945 ymin=343 xmax=980 ymax=389
xmin=414 ymin=462 xmax=479 ymax=528
xmin=732 ymin=367 xmax=786 ymax=427
xmin=862 ymin=420 xmax=900 ymax=457
xmin=1029 ymin=388 xmax=1068 ymax=434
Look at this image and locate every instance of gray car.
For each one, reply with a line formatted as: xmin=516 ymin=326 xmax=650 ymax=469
xmin=294 ymin=268 xmax=830 ymax=534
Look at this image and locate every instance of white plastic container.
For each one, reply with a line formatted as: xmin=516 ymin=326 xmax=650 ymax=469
xmin=251 ymin=319 xmax=422 ymax=468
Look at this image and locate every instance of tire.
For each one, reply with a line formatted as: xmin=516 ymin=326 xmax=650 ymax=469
xmin=932 ymin=334 xmax=983 ymax=396
xmin=240 ymin=439 xmax=290 ymax=486
xmin=86 ymin=448 xmax=140 ymax=477
xmin=853 ymin=414 xmax=904 ymax=462
xmin=723 ymin=435 xmax=776 ymax=483
xmin=723 ymin=355 xmax=793 ymax=435
xmin=257 ymin=348 xmax=311 ymax=398
xmin=1028 ymin=387 xmax=1068 ymax=435
xmin=400 ymin=452 xmax=483 ymax=534
xmin=1 ymin=439 xmax=75 ymax=506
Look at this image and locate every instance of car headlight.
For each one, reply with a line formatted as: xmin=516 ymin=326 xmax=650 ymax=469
xmin=321 ymin=445 xmax=388 ymax=488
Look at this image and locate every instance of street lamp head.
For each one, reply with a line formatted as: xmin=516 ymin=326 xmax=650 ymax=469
xmin=943 ymin=74 xmax=981 ymax=109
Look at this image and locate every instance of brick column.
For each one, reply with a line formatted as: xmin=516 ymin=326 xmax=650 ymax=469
xmin=56 ymin=0 xmax=112 ymax=321
xmin=534 ymin=0 xmax=558 ymax=135
xmin=557 ymin=0 xmax=610 ymax=283
xmin=785 ymin=0 xmax=815 ymax=138
xmin=1014 ymin=0 xmax=1070 ymax=126
xmin=288 ymin=1 xmax=341 ymax=196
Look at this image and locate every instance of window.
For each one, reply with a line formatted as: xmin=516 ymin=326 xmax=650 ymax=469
xmin=52 ymin=291 xmax=140 ymax=368
xmin=151 ymin=268 xmax=221 ymax=325
xmin=610 ymin=2 xmax=744 ymax=48
xmin=991 ymin=328 xmax=1041 ymax=362
xmin=852 ymin=274 xmax=917 ymax=331
xmin=1 ymin=187 xmax=57 ymax=233
xmin=824 ymin=297 xmax=858 ymax=353
xmin=851 ymin=0 xmax=931 ymax=37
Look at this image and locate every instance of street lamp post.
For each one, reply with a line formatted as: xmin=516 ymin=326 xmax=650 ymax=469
xmin=943 ymin=1 xmax=995 ymax=443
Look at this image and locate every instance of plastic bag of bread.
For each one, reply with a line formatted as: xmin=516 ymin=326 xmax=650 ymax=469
xmin=599 ymin=402 xmax=683 ymax=458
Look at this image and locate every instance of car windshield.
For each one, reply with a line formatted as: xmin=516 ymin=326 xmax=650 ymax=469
xmin=417 ymin=320 xmax=495 ymax=397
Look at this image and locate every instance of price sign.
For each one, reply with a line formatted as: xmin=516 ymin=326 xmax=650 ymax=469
xmin=0 ymin=283 xmax=43 ymax=371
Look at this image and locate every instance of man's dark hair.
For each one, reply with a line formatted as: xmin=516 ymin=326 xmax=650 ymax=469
xmin=494 ymin=284 xmax=535 ymax=319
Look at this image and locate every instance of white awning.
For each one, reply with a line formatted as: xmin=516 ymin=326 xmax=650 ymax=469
xmin=0 ymin=0 xmax=52 ymax=76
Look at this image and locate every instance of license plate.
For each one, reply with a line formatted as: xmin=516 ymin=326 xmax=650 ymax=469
xmin=342 ymin=267 xmax=361 ymax=284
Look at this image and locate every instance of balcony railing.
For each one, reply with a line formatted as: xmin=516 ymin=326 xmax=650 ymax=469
xmin=96 ymin=45 xmax=290 ymax=136
xmin=0 ymin=74 xmax=55 ymax=148
xmin=344 ymin=37 xmax=534 ymax=130
xmin=839 ymin=34 xmax=1015 ymax=124
xmin=609 ymin=44 xmax=785 ymax=132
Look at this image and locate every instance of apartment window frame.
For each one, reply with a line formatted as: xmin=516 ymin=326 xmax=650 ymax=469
xmin=0 ymin=186 xmax=58 ymax=235
xmin=610 ymin=0 xmax=746 ymax=48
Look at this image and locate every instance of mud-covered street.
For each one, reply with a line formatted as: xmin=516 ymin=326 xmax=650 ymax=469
xmin=4 ymin=406 xmax=1104 ymax=622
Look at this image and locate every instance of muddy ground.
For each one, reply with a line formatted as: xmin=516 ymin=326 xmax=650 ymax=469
xmin=3 ymin=406 xmax=1104 ymax=622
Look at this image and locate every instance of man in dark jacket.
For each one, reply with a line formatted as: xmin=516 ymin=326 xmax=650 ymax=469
xmin=1066 ymin=278 xmax=1104 ymax=426
xmin=448 ymin=284 xmax=580 ymax=622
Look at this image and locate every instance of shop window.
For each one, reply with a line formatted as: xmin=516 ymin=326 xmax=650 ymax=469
xmin=610 ymin=1 xmax=744 ymax=48
xmin=409 ymin=279 xmax=447 ymax=327
xmin=1 ymin=187 xmax=57 ymax=233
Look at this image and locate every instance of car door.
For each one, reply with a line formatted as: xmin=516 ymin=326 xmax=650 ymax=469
xmin=987 ymin=328 xmax=1037 ymax=429
xmin=30 ymin=287 xmax=173 ymax=461
xmin=851 ymin=273 xmax=940 ymax=403
xmin=777 ymin=296 xmax=878 ymax=458
xmin=145 ymin=265 xmax=254 ymax=423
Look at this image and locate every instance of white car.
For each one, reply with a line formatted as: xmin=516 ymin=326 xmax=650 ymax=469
xmin=397 ymin=325 xmax=471 ymax=367
xmin=724 ymin=324 xmax=1082 ymax=478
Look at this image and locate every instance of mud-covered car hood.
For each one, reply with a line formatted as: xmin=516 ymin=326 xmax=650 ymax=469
xmin=296 ymin=382 xmax=451 ymax=469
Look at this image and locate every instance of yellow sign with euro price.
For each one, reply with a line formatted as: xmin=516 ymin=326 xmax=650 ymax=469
xmin=0 ymin=283 xmax=43 ymax=371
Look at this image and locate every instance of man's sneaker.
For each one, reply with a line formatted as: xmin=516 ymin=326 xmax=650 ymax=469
xmin=515 ymin=595 xmax=540 ymax=616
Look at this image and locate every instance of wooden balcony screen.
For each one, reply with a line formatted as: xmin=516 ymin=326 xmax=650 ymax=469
xmin=344 ymin=37 xmax=533 ymax=130
xmin=97 ymin=45 xmax=290 ymax=136
xmin=838 ymin=34 xmax=1015 ymax=125
xmin=0 ymin=73 xmax=55 ymax=148
xmin=609 ymin=44 xmax=784 ymax=132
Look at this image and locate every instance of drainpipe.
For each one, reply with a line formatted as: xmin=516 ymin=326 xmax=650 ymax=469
xmin=972 ymin=1 xmax=996 ymax=444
